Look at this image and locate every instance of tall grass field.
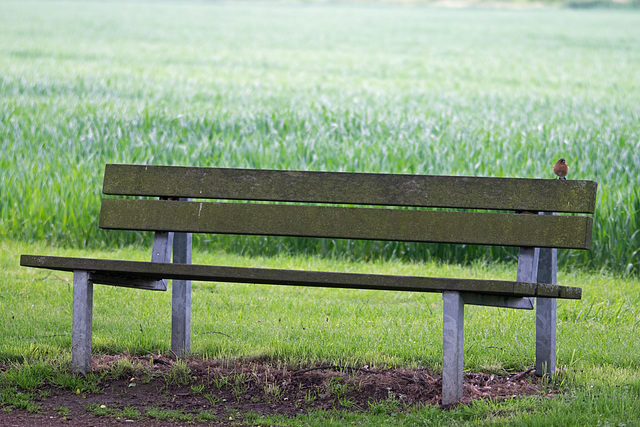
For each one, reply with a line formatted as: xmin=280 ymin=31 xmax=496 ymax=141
xmin=1 ymin=0 xmax=639 ymax=274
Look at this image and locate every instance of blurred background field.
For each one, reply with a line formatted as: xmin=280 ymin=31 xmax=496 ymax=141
xmin=1 ymin=0 xmax=639 ymax=274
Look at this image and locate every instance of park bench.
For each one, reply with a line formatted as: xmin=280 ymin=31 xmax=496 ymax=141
xmin=20 ymin=164 xmax=597 ymax=405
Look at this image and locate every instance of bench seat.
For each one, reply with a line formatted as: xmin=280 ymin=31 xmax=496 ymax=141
xmin=21 ymin=254 xmax=581 ymax=299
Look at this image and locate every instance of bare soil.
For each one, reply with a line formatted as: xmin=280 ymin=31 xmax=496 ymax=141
xmin=0 ymin=354 xmax=550 ymax=426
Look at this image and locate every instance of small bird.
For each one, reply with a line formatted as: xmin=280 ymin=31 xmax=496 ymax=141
xmin=553 ymin=158 xmax=569 ymax=180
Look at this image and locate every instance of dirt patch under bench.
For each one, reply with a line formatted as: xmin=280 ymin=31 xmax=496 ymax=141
xmin=0 ymin=353 xmax=551 ymax=426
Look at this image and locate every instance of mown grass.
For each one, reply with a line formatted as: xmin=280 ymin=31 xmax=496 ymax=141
xmin=1 ymin=1 xmax=639 ymax=274
xmin=2 ymin=241 xmax=640 ymax=424
xmin=5 ymin=242 xmax=639 ymax=371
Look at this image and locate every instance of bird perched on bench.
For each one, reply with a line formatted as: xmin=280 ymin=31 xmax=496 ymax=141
xmin=553 ymin=158 xmax=569 ymax=180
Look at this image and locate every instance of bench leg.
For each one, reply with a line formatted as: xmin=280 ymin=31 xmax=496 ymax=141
xmin=72 ymin=270 xmax=93 ymax=374
xmin=171 ymin=231 xmax=192 ymax=357
xmin=536 ymin=244 xmax=557 ymax=376
xmin=442 ymin=291 xmax=464 ymax=405
xmin=536 ymin=298 xmax=557 ymax=376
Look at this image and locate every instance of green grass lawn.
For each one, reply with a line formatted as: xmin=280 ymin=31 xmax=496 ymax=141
xmin=5 ymin=242 xmax=639 ymax=371
xmin=2 ymin=241 xmax=640 ymax=424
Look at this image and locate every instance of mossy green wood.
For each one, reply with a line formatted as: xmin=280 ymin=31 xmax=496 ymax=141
xmin=98 ymin=199 xmax=593 ymax=249
xmin=19 ymin=255 xmax=582 ymax=299
xmin=102 ymin=164 xmax=598 ymax=214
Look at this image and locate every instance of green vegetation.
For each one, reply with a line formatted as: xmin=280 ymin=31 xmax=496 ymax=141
xmin=1 ymin=1 xmax=639 ymax=274
xmin=145 ymin=407 xmax=201 ymax=422
xmin=1 ymin=242 xmax=639 ymax=424
xmin=86 ymin=402 xmax=141 ymax=420
xmin=4 ymin=241 xmax=639 ymax=371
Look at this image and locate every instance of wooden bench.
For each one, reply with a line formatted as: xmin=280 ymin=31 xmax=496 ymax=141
xmin=21 ymin=164 xmax=597 ymax=405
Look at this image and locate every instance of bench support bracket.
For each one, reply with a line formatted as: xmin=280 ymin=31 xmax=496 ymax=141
xmin=72 ymin=270 xmax=93 ymax=374
xmin=461 ymin=293 xmax=533 ymax=310
xmin=151 ymin=199 xmax=194 ymax=358
xmin=151 ymin=230 xmax=174 ymax=291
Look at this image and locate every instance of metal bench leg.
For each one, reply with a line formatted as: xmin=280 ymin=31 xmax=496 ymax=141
xmin=171 ymin=231 xmax=192 ymax=357
xmin=442 ymin=291 xmax=464 ymax=405
xmin=536 ymin=297 xmax=557 ymax=376
xmin=72 ymin=270 xmax=93 ymax=374
xmin=536 ymin=244 xmax=557 ymax=376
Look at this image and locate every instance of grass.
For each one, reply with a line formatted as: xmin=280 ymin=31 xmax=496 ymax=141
xmin=1 ymin=1 xmax=639 ymax=274
xmin=145 ymin=407 xmax=199 ymax=422
xmin=2 ymin=241 xmax=640 ymax=424
xmin=4 ymin=241 xmax=640 ymax=371
xmin=86 ymin=402 xmax=141 ymax=420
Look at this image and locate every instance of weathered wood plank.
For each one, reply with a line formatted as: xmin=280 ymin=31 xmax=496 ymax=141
xmin=99 ymin=199 xmax=593 ymax=249
xmin=19 ymin=255 xmax=582 ymax=299
xmin=102 ymin=164 xmax=598 ymax=213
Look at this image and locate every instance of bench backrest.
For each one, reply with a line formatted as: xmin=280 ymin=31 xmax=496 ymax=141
xmin=99 ymin=164 xmax=597 ymax=250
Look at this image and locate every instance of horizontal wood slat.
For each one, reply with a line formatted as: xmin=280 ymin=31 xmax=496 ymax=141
xmin=102 ymin=164 xmax=598 ymax=213
xmin=20 ymin=255 xmax=582 ymax=299
xmin=99 ymin=199 xmax=593 ymax=249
